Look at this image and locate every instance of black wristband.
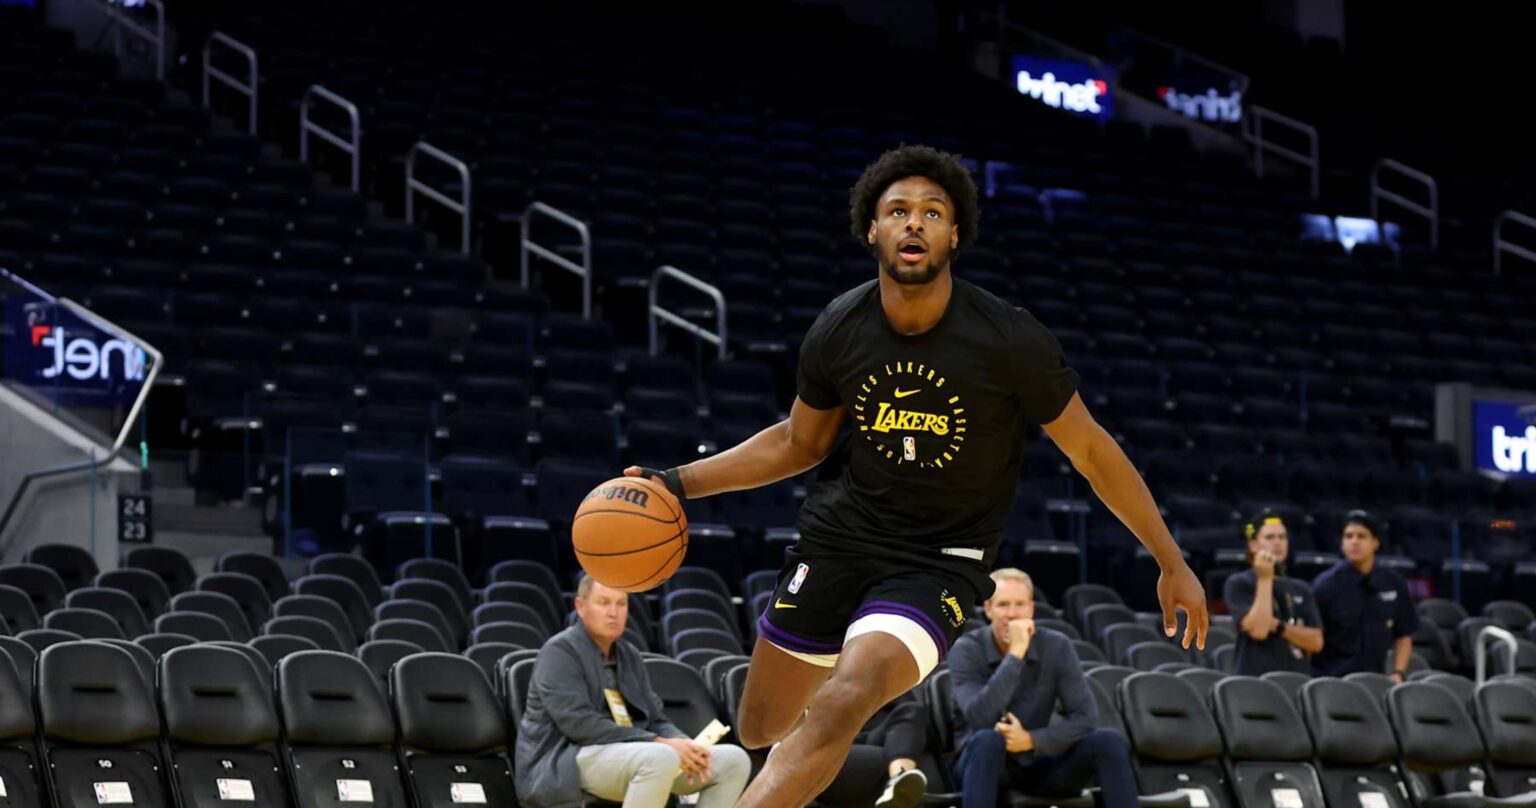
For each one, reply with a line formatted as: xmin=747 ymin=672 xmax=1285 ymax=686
xmin=638 ymin=466 xmax=686 ymax=499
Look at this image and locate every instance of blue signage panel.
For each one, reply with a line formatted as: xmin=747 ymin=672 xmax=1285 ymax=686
xmin=1010 ymin=55 xmax=1113 ymax=121
xmin=1473 ymin=399 xmax=1536 ymax=475
xmin=3 ymin=295 xmax=148 ymax=407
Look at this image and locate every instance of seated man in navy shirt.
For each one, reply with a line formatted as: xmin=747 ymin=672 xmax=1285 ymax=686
xmin=950 ymin=568 xmax=1137 ymax=808
xmin=1224 ymin=510 xmax=1324 ymax=676
xmin=1311 ymin=510 xmax=1419 ymax=680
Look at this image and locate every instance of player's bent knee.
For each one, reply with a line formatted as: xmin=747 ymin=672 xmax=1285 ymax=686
xmin=735 ymin=704 xmax=796 ymax=750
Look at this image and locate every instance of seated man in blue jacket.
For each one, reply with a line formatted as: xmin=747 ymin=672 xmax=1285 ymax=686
xmin=950 ymin=568 xmax=1138 ymax=808
xmin=515 ymin=575 xmax=751 ymax=808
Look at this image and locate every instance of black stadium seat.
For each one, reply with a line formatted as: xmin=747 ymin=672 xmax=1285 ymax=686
xmin=306 ymin=556 xmax=386 ymax=608
xmin=0 ymin=636 xmax=37 ymax=696
xmin=94 ymin=569 xmax=171 ymax=621
xmin=125 ymin=546 xmax=198 ymax=595
xmin=0 ymin=584 xmax=40 ymax=632
xmin=206 ymin=640 xmax=275 ymax=692
xmin=1472 ymin=680 xmax=1536 ymax=797
xmin=20 ymin=628 xmax=83 ymax=653
xmin=156 ymin=611 xmax=233 ymax=642
xmin=1212 ymin=677 xmax=1326 ymax=808
xmin=135 ymin=632 xmax=198 ymax=660
xmin=159 ymin=645 xmax=294 ymax=806
xmin=250 ymin=634 xmax=321 ymax=669
xmin=0 ymin=641 xmax=43 ymax=804
xmin=1299 ymin=678 xmax=1413 ymax=808
xmin=170 ymin=590 xmax=254 ymax=641
xmin=277 ymin=650 xmax=412 ymax=808
xmin=356 ymin=639 xmax=423 ymax=686
xmin=391 ymin=653 xmax=518 ymax=807
xmin=23 ymin=544 xmax=99 ymax=591
xmin=293 ymin=574 xmax=375 ymax=643
xmin=44 ymin=607 xmax=124 ymax=640
xmin=1120 ymin=672 xmax=1233 ymax=808
xmin=215 ymin=551 xmax=291 ymax=603
xmin=38 ymin=642 xmax=172 ymax=807
xmin=0 ymin=564 xmax=67 ymax=614
xmin=64 ymin=587 xmax=149 ymax=639
xmin=1384 ymin=682 xmax=1514 ymax=807
xmin=274 ymin=595 xmax=357 ymax=653
xmin=266 ymin=615 xmax=348 ymax=653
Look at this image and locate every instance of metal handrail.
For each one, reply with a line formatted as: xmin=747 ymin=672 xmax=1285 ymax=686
xmin=405 ymin=142 xmax=471 ymax=254
xmin=0 ymin=269 xmax=163 ymax=549
xmin=90 ymin=0 xmax=165 ymax=81
xmin=976 ymin=11 xmax=1105 ymax=67
xmin=520 ymin=202 xmax=592 ymax=318
xmin=1122 ymin=28 xmax=1251 ymax=96
xmin=1370 ymin=158 xmax=1438 ymax=250
xmin=1493 ymin=210 xmax=1536 ymax=276
xmin=300 ymin=85 xmax=360 ymax=192
xmin=202 ymin=32 xmax=257 ymax=135
xmin=1474 ymin=625 xmax=1519 ymax=684
xmin=1245 ymin=106 xmax=1319 ymax=199
xmin=649 ymin=266 xmax=727 ymax=360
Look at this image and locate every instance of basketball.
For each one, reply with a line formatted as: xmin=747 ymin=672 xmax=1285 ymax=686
xmin=572 ymin=476 xmax=689 ymax=593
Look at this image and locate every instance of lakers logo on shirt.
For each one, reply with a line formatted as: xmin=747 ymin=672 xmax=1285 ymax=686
xmin=940 ymin=590 xmax=966 ymax=628
xmin=852 ymin=361 xmax=967 ymax=468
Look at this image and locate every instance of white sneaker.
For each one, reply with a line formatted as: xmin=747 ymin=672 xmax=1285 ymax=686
xmin=875 ymin=769 xmax=927 ymax=808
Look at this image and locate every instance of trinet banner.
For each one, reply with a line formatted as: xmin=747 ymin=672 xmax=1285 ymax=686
xmin=1437 ymin=383 xmax=1536 ymax=477
xmin=1010 ymin=55 xmax=1114 ymax=121
xmin=3 ymin=295 xmax=149 ymax=407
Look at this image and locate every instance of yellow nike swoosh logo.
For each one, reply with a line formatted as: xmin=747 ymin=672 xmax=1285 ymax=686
xmin=774 ymin=599 xmax=798 ymax=609
xmin=893 ymin=388 xmax=919 ymax=398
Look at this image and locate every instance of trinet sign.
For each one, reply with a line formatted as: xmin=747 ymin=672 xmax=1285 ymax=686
xmin=1010 ymin=56 xmax=1114 ymax=121
xmin=1472 ymin=400 xmax=1536 ymax=476
xmin=32 ymin=325 xmax=146 ymax=382
xmin=3 ymin=294 xmax=151 ymax=406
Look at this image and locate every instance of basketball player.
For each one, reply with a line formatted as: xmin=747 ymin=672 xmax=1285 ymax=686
xmin=626 ymin=144 xmax=1207 ymax=808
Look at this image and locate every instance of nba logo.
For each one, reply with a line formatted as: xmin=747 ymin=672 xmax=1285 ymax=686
xmin=903 ymin=436 xmax=916 ymax=461
xmin=788 ymin=563 xmax=810 ymax=594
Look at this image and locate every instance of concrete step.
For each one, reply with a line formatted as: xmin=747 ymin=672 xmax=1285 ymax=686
xmin=154 ymin=500 xmax=265 ymax=538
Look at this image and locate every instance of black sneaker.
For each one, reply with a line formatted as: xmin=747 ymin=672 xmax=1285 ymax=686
xmin=875 ymin=769 xmax=927 ymax=808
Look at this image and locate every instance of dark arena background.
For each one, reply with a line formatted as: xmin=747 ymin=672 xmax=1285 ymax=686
xmin=0 ymin=0 xmax=1534 ymax=805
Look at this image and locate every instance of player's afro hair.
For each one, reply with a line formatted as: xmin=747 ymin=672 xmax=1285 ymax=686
xmin=849 ymin=144 xmax=980 ymax=256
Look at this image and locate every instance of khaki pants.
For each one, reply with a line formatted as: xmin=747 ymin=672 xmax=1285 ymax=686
xmin=575 ymin=742 xmax=751 ymax=808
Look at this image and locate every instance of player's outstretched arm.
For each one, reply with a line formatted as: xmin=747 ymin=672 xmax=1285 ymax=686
xmin=624 ymin=396 xmax=846 ymax=499
xmin=1040 ymin=393 xmax=1210 ymax=650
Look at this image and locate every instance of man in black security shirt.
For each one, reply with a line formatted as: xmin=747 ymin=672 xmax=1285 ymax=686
xmin=1224 ymin=510 xmax=1323 ymax=676
xmin=623 ymin=145 xmax=1207 ymax=808
xmin=1312 ymin=510 xmax=1419 ymax=679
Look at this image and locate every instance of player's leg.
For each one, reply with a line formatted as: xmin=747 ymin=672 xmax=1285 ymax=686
xmin=735 ymin=635 xmax=835 ymax=749
xmin=738 ymin=552 xmax=855 ymax=749
xmin=735 ymin=629 xmax=922 ymax=808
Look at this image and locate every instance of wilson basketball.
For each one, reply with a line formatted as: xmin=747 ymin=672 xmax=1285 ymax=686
xmin=572 ymin=476 xmax=689 ymax=593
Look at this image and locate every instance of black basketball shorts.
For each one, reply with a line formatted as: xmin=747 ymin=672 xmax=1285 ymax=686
xmin=755 ymin=541 xmax=984 ymax=681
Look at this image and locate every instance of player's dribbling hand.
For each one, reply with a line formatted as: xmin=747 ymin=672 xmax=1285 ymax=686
xmin=1157 ymin=560 xmax=1209 ymax=651
xmin=622 ymin=466 xmax=687 ymax=499
xmin=1007 ymin=618 xmax=1035 ymax=658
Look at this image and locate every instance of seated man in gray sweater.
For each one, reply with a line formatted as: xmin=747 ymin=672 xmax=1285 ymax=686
xmin=515 ymin=575 xmax=751 ymax=808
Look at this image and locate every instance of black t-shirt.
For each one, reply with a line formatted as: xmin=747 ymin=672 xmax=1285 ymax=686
xmin=1224 ymin=569 xmax=1322 ymax=676
xmin=794 ymin=278 xmax=1079 ymax=581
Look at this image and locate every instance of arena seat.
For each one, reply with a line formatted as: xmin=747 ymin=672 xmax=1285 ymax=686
xmin=277 ymin=650 xmax=411 ymax=807
xmin=392 ymin=653 xmax=518 ymax=807
xmin=160 ymin=645 xmax=293 ymax=806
